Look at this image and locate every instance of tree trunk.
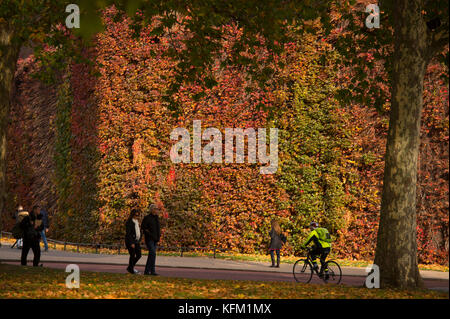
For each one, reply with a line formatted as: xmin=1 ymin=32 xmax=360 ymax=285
xmin=0 ymin=24 xmax=21 ymax=230
xmin=374 ymin=0 xmax=429 ymax=289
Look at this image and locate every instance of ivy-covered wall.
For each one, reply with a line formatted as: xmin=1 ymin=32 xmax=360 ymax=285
xmin=6 ymin=7 xmax=448 ymax=264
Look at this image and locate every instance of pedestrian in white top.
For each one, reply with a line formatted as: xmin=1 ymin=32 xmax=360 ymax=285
xmin=125 ymin=209 xmax=142 ymax=274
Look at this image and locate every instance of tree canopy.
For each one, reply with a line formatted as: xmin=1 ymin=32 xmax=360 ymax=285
xmin=1 ymin=0 xmax=448 ymax=289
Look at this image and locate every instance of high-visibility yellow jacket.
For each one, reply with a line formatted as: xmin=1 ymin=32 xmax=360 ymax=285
xmin=302 ymin=228 xmax=332 ymax=249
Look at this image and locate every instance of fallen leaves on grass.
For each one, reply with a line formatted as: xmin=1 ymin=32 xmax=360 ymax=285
xmin=0 ymin=264 xmax=447 ymax=299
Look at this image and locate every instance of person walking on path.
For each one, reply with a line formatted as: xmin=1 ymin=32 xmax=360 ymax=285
xmin=39 ymin=205 xmax=50 ymax=252
xmin=12 ymin=205 xmax=26 ymax=249
xmin=125 ymin=208 xmax=142 ymax=274
xmin=20 ymin=205 xmax=44 ymax=266
xmin=268 ymin=219 xmax=285 ymax=268
xmin=141 ymin=204 xmax=160 ymax=276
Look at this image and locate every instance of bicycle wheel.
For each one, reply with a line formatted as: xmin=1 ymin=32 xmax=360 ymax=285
xmin=323 ymin=260 xmax=342 ymax=284
xmin=293 ymin=259 xmax=313 ymax=283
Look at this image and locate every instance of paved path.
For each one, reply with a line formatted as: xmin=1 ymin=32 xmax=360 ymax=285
xmin=1 ymin=242 xmax=448 ymax=291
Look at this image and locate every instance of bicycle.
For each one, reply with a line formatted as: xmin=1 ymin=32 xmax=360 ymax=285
xmin=293 ymin=247 xmax=342 ymax=284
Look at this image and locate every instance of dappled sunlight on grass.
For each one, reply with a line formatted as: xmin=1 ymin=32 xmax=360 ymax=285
xmin=0 ymin=263 xmax=447 ymax=299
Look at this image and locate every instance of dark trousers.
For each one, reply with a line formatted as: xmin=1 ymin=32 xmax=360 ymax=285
xmin=145 ymin=240 xmax=157 ymax=274
xmin=310 ymin=246 xmax=330 ymax=273
xmin=21 ymin=239 xmax=41 ymax=266
xmin=126 ymin=242 xmax=142 ymax=270
xmin=270 ymin=249 xmax=280 ymax=266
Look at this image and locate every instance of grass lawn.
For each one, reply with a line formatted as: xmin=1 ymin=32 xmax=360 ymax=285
xmin=0 ymin=263 xmax=447 ymax=299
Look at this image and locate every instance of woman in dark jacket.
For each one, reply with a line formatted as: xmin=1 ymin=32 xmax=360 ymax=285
xmin=20 ymin=205 xmax=43 ymax=266
xmin=125 ymin=209 xmax=142 ymax=274
xmin=269 ymin=219 xmax=283 ymax=268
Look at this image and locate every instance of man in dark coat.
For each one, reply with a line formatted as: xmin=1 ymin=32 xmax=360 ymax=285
xmin=20 ymin=205 xmax=43 ymax=266
xmin=125 ymin=208 xmax=142 ymax=274
xmin=141 ymin=204 xmax=160 ymax=275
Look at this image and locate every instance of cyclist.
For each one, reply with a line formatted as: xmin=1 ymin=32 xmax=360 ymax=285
xmin=301 ymin=221 xmax=331 ymax=278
